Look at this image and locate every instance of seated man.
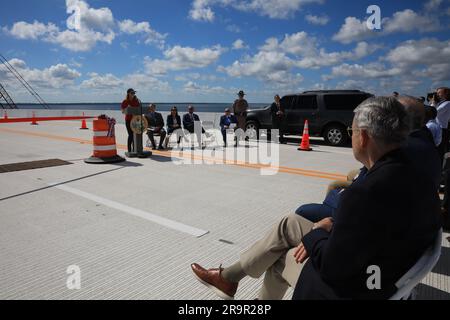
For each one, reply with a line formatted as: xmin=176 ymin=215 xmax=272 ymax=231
xmin=145 ymin=104 xmax=167 ymax=150
xmin=220 ymin=108 xmax=238 ymax=147
xmin=296 ymin=96 xmax=442 ymax=223
xmin=191 ymin=97 xmax=442 ymax=300
xmin=183 ymin=105 xmax=209 ymax=148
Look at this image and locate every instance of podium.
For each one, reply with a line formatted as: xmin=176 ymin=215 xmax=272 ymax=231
xmin=124 ymin=106 xmax=153 ymax=158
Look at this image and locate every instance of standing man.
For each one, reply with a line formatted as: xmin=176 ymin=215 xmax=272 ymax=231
xmin=270 ymin=94 xmax=287 ymax=144
xmin=145 ymin=104 xmax=167 ymax=150
xmin=232 ymin=91 xmax=249 ymax=139
xmin=436 ymin=87 xmax=450 ymax=160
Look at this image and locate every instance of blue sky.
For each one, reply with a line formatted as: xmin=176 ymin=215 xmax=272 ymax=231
xmin=0 ymin=0 xmax=449 ymax=103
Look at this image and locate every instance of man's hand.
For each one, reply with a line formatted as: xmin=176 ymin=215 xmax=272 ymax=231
xmin=293 ymin=243 xmax=309 ymax=264
xmin=314 ymin=217 xmax=334 ymax=233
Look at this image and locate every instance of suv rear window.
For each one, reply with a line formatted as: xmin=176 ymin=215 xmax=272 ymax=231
xmin=292 ymin=95 xmax=318 ymax=110
xmin=324 ymin=94 xmax=370 ymax=111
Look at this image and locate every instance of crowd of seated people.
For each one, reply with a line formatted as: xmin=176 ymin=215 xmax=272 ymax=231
xmin=190 ymin=92 xmax=447 ymax=300
xmin=143 ymin=104 xmax=251 ymax=150
xmin=144 ymin=104 xmax=212 ymax=150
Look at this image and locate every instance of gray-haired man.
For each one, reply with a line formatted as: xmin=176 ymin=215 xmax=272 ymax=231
xmin=191 ymin=97 xmax=442 ymax=300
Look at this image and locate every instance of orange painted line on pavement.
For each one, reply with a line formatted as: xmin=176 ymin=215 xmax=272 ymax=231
xmin=0 ymin=127 xmax=346 ymax=181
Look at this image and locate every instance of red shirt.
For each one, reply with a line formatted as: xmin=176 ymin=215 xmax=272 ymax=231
xmin=121 ymin=97 xmax=140 ymax=122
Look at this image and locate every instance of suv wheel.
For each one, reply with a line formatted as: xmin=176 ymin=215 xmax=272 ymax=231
xmin=246 ymin=121 xmax=259 ymax=140
xmin=324 ymin=125 xmax=348 ymax=146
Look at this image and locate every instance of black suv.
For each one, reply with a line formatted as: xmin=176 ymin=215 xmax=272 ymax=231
xmin=245 ymin=90 xmax=374 ymax=146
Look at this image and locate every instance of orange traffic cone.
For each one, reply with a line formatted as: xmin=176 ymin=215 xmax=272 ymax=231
xmin=80 ymin=112 xmax=88 ymax=130
xmin=298 ymin=120 xmax=312 ymax=151
xmin=31 ymin=112 xmax=38 ymax=125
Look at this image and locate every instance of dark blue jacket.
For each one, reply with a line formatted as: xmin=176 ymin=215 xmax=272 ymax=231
xmin=220 ymin=114 xmax=238 ymax=131
xmin=293 ymin=149 xmax=442 ymax=300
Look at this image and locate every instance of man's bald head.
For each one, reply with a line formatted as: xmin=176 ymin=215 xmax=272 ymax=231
xmin=397 ymin=96 xmax=425 ymax=131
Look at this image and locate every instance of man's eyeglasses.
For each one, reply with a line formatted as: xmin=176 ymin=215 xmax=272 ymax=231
xmin=347 ymin=127 xmax=363 ymax=137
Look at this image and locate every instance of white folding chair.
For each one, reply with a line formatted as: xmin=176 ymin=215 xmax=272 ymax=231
xmin=389 ymin=229 xmax=442 ymax=300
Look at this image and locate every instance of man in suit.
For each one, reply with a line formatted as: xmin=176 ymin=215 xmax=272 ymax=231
xmin=190 ymin=97 xmax=442 ymax=300
xmin=220 ymin=108 xmax=238 ymax=147
xmin=145 ymin=104 xmax=166 ymax=150
xmin=295 ymin=96 xmax=442 ymax=224
xmin=183 ymin=105 xmax=208 ymax=149
xmin=270 ymin=94 xmax=287 ymax=144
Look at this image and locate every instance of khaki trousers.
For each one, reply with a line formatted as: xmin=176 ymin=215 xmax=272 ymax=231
xmin=240 ymin=214 xmax=314 ymax=300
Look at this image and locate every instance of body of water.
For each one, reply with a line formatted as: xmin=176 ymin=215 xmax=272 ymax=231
xmin=16 ymin=103 xmax=269 ymax=112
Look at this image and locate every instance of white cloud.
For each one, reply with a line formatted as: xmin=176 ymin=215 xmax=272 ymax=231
xmin=118 ymin=19 xmax=167 ymax=48
xmin=385 ymin=38 xmax=450 ymax=82
xmin=48 ymin=29 xmax=115 ymax=52
xmin=335 ymin=79 xmax=367 ymax=90
xmin=189 ymin=0 xmax=323 ymax=21
xmin=175 ymin=73 xmax=222 ymax=82
xmin=333 ymin=9 xmax=441 ymax=44
xmin=332 ymin=17 xmax=376 ymax=44
xmin=144 ymin=45 xmax=225 ymax=75
xmin=220 ymin=31 xmax=380 ymax=87
xmin=232 ymin=39 xmax=248 ymax=50
xmin=220 ymin=51 xmax=293 ymax=77
xmin=305 ymin=14 xmax=329 ymax=25
xmin=260 ymin=32 xmax=379 ymax=69
xmin=383 ymin=9 xmax=440 ymax=34
xmin=183 ymin=81 xmax=228 ymax=94
xmin=0 ymin=58 xmax=81 ymax=89
xmin=5 ymin=21 xmax=59 ymax=40
xmin=81 ymin=73 xmax=123 ymax=89
xmin=4 ymin=0 xmax=116 ymax=52
xmin=189 ymin=0 xmax=216 ymax=22
xmin=322 ymin=39 xmax=450 ymax=87
xmin=325 ymin=63 xmax=403 ymax=80
xmin=218 ymin=50 xmax=301 ymax=85
xmin=66 ymin=0 xmax=114 ymax=31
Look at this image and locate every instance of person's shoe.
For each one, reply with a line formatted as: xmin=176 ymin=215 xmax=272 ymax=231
xmin=191 ymin=263 xmax=238 ymax=300
xmin=158 ymin=145 xmax=165 ymax=150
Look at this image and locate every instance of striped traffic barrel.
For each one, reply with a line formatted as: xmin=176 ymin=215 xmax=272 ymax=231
xmin=85 ymin=119 xmax=125 ymax=164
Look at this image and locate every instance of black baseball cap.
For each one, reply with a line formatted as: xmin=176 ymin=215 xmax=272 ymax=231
xmin=238 ymin=90 xmax=245 ymax=96
xmin=127 ymin=88 xmax=137 ymax=94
